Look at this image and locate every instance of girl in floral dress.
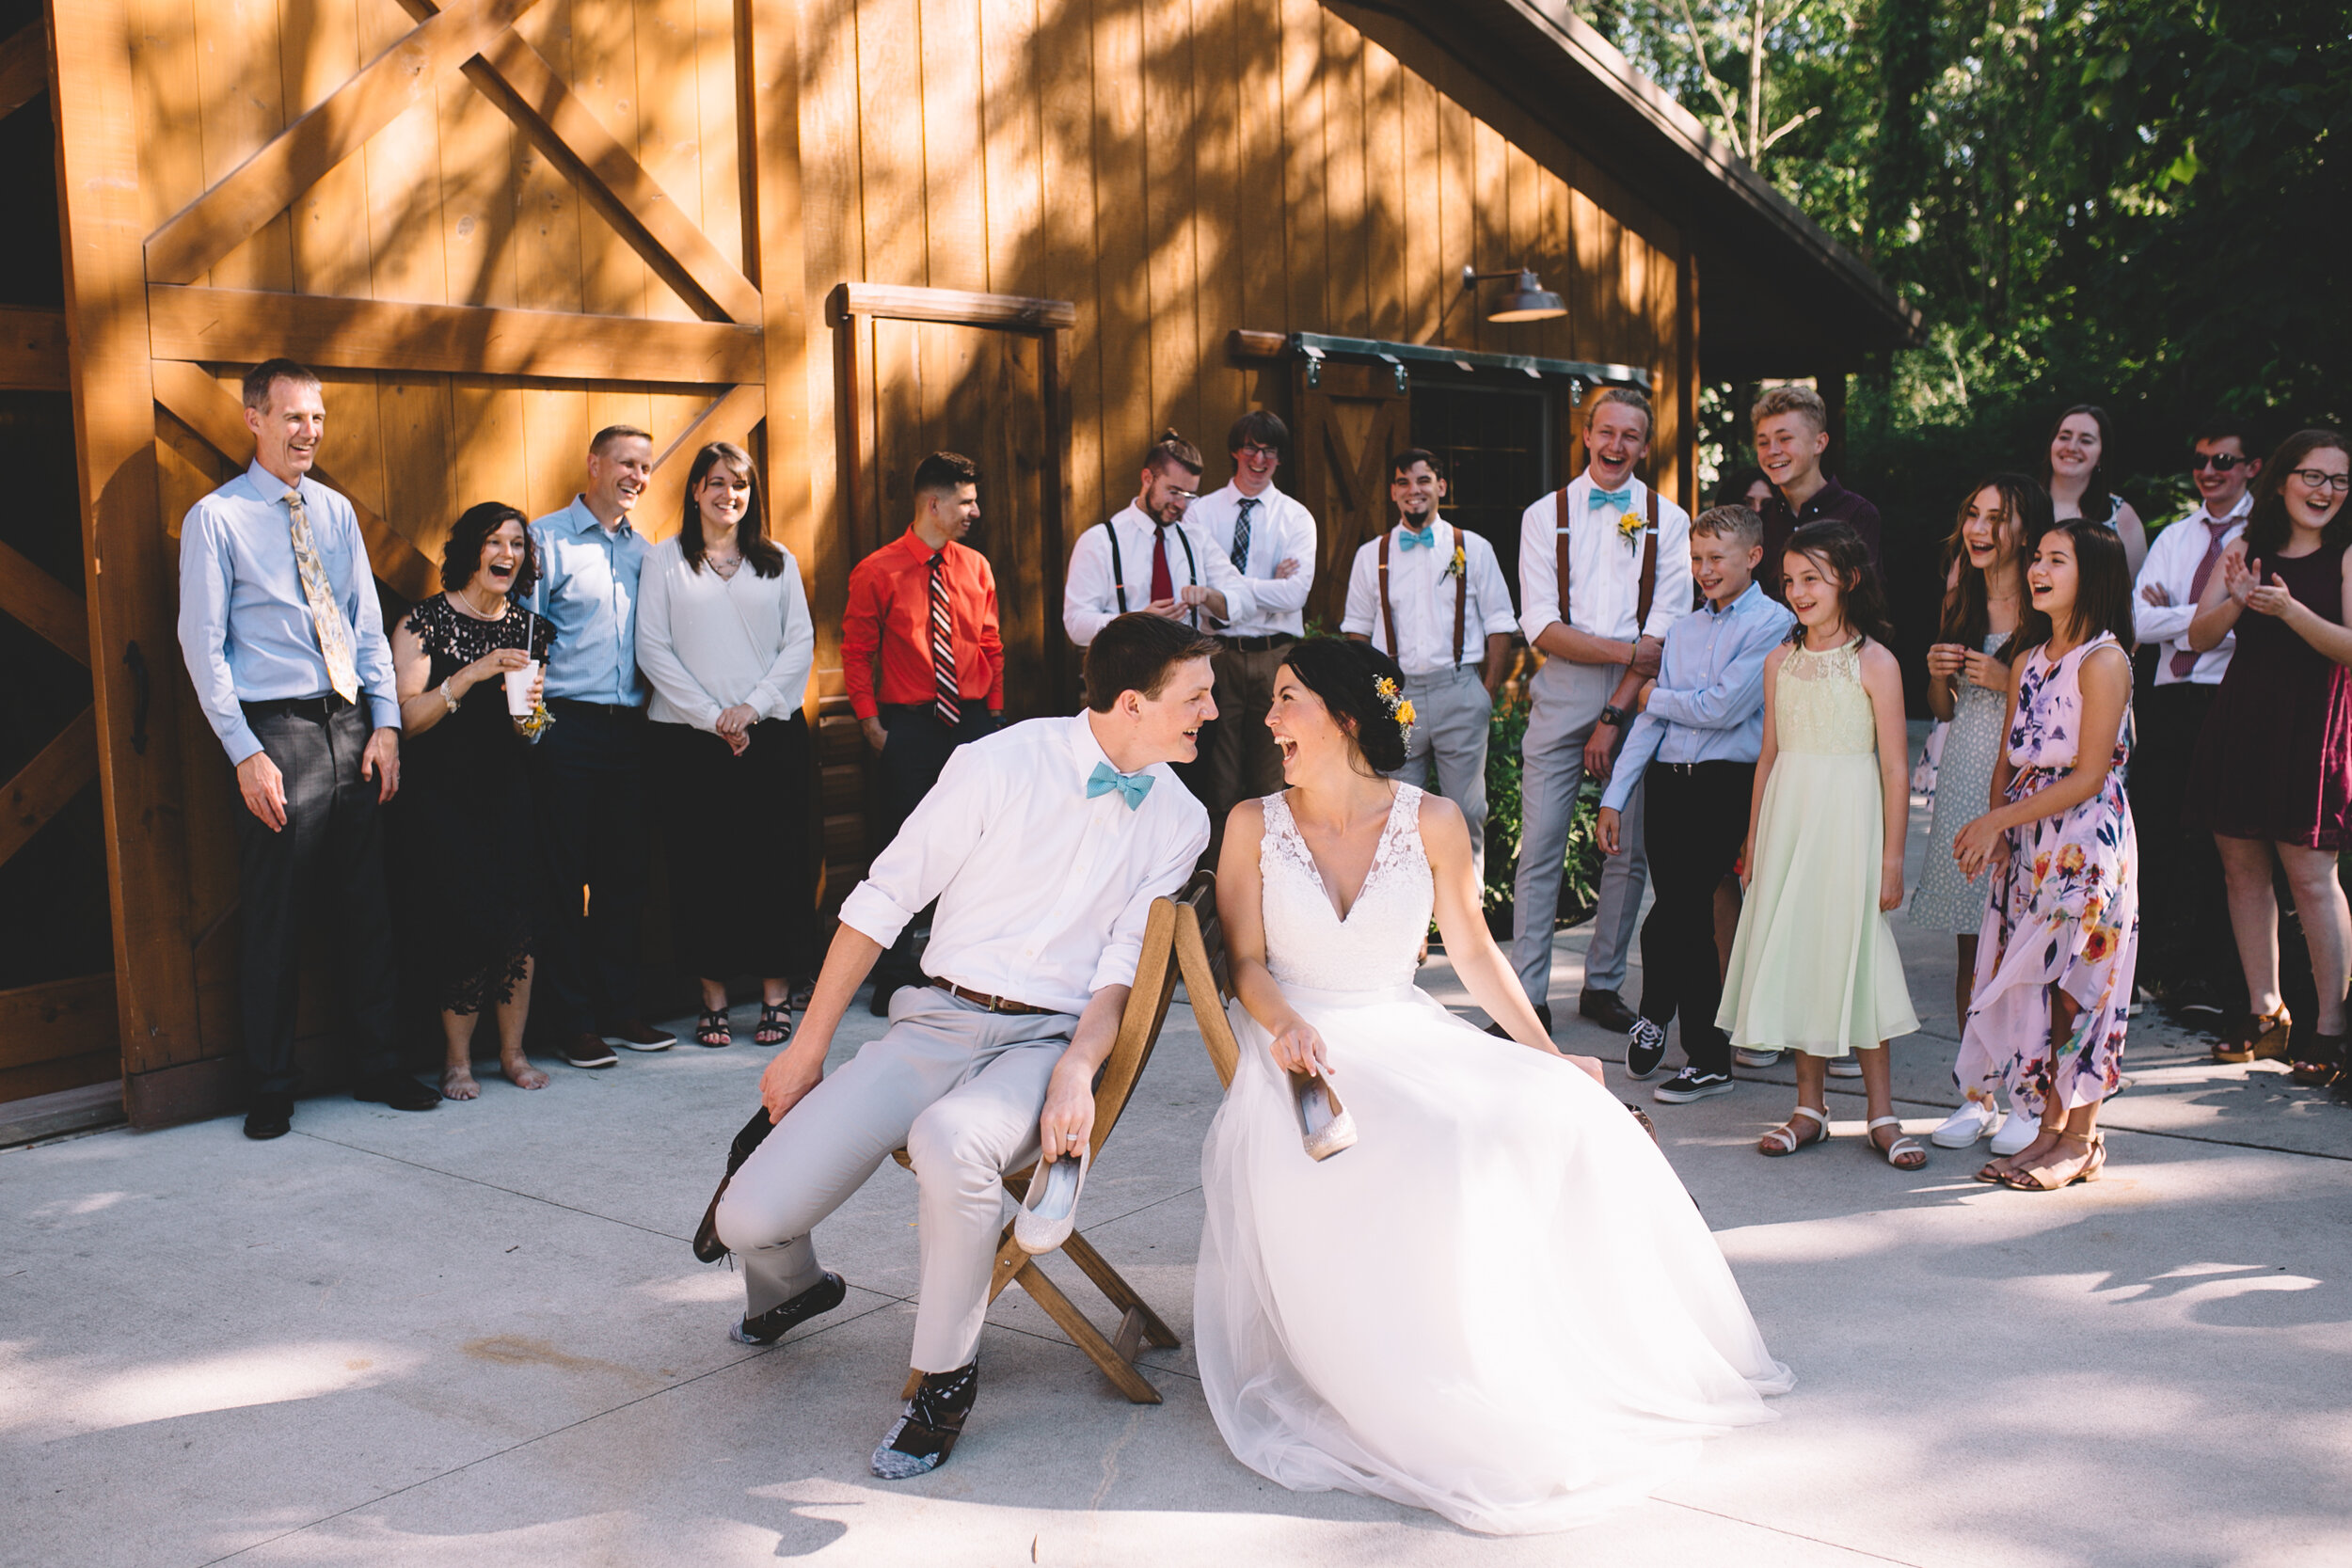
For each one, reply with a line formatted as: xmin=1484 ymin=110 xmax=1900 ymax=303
xmin=1951 ymin=519 xmax=2139 ymax=1190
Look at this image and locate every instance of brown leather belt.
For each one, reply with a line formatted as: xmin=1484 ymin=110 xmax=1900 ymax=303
xmin=930 ymin=978 xmax=1053 ymax=1015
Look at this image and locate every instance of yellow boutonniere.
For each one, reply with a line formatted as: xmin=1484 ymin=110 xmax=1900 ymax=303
xmin=1615 ymin=510 xmax=1645 ymax=547
xmin=1442 ymin=542 xmax=1466 ymax=579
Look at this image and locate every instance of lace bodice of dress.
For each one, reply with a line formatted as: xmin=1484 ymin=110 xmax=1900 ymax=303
xmin=1774 ymin=637 xmax=1875 ymax=755
xmin=1257 ymin=784 xmax=1433 ymax=992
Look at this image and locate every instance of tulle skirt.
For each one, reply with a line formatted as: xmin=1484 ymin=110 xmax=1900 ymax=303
xmin=1196 ymin=981 xmax=1793 ymax=1535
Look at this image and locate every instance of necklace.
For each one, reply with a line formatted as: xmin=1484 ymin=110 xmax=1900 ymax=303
xmin=453 ymin=588 xmax=507 ymax=620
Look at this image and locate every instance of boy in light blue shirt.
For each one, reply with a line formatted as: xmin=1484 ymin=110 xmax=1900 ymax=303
xmin=1597 ymin=504 xmax=1794 ymax=1103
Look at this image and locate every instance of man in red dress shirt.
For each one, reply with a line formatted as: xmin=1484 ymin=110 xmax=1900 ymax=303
xmin=843 ymin=451 xmax=1007 ymax=1011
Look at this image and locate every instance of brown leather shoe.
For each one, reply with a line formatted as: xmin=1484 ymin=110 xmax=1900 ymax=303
xmin=602 ymin=1019 xmax=676 ymax=1052
xmin=2212 ymin=1005 xmax=2291 ymax=1064
xmin=560 ymin=1033 xmax=618 ymax=1069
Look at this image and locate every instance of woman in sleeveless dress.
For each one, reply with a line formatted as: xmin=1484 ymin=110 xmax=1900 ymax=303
xmin=1197 ymin=637 xmax=1790 ymax=1537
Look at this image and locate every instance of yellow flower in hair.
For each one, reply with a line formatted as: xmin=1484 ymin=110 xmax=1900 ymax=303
xmin=1375 ymin=676 xmax=1400 ymax=702
xmin=1394 ymin=700 xmax=1416 ymax=728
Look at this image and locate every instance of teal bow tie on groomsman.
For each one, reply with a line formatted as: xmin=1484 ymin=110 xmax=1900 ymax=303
xmin=1087 ymin=761 xmax=1154 ymax=811
xmin=1398 ymin=525 xmax=1437 ymax=550
xmin=1588 ymin=485 xmax=1633 ymax=511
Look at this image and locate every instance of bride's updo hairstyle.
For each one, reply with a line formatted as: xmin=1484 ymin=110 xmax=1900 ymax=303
xmin=1280 ymin=635 xmax=1410 ymax=774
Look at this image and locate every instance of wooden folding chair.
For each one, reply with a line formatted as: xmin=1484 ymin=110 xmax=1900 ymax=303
xmin=1172 ymin=868 xmax=1245 ymax=1091
xmin=889 ymin=885 xmax=1195 ymax=1403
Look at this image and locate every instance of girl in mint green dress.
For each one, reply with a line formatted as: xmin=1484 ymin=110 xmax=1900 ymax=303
xmin=1718 ymin=522 xmax=1923 ymax=1168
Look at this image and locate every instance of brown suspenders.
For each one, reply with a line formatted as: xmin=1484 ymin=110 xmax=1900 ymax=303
xmin=1376 ymin=527 xmax=1470 ymax=666
xmin=1554 ymin=483 xmax=1661 ymax=638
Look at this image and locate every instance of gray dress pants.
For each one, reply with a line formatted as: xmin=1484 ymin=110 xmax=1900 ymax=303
xmin=1387 ymin=664 xmax=1493 ymax=884
xmin=713 ymin=986 xmax=1075 ymax=1373
xmin=1510 ymin=657 xmax=1647 ymax=1005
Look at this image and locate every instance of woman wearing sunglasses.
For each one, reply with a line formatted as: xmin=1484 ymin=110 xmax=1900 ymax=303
xmin=2182 ymin=430 xmax=2352 ymax=1088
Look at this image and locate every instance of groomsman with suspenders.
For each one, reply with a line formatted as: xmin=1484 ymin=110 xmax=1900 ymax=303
xmin=1341 ymin=448 xmax=1518 ymax=881
xmin=1509 ymin=387 xmax=1692 ymax=1033
xmin=1062 ymin=429 xmax=1256 ymax=655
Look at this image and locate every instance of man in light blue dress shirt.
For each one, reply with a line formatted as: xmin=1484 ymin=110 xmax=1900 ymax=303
xmin=527 ymin=426 xmax=675 ymax=1068
xmin=176 ymin=358 xmax=437 ymax=1138
xmin=1596 ymin=504 xmax=1793 ymax=1103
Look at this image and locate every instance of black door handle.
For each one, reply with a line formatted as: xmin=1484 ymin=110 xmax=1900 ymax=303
xmin=122 ymin=641 xmax=150 ymax=755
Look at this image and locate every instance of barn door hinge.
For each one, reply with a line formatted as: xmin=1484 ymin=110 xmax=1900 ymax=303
xmin=1376 ymin=353 xmax=1406 ymax=394
xmin=1296 ymin=341 xmax=1324 ymax=388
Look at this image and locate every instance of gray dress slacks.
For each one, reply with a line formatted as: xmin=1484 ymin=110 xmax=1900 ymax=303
xmin=1388 ymin=664 xmax=1493 ymax=884
xmin=1510 ymin=657 xmax=1647 ymax=1005
xmin=713 ymin=986 xmax=1075 ymax=1373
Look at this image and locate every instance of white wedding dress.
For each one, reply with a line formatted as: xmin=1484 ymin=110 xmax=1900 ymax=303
xmin=1195 ymin=784 xmax=1793 ymax=1534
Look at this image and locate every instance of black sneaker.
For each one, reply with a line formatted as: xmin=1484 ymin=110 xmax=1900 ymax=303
xmin=1654 ymin=1069 xmax=1735 ymax=1103
xmin=730 ymin=1271 xmax=848 ymax=1346
xmin=871 ymin=1360 xmax=978 ymax=1480
xmin=560 ymin=1033 xmax=618 ymax=1069
xmin=1626 ymin=1018 xmax=1668 ymax=1080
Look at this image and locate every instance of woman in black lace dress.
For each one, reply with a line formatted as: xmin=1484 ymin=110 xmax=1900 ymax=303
xmin=390 ymin=502 xmax=559 ymax=1098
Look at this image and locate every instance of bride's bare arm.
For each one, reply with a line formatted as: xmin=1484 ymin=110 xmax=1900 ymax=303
xmin=1422 ymin=795 xmax=1604 ymax=1083
xmin=1216 ymin=799 xmax=1332 ymax=1076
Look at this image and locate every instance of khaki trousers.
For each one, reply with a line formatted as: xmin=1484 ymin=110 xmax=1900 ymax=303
xmin=714 ymin=986 xmax=1076 ymax=1372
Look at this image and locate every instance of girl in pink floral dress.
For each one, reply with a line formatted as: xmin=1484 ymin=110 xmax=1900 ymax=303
xmin=1950 ymin=518 xmax=2138 ymax=1191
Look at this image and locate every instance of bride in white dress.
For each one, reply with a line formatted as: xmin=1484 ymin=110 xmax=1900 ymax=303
xmin=1197 ymin=637 xmax=1793 ymax=1535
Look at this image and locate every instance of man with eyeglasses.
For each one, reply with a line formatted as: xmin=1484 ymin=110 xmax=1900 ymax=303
xmin=1062 ymin=429 xmax=1254 ymax=653
xmin=2132 ymin=417 xmax=2265 ymax=1015
xmin=1184 ymin=411 xmax=1315 ymax=846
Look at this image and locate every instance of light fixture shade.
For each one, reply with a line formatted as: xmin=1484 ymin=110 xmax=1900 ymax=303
xmin=1487 ymin=269 xmax=1565 ymax=323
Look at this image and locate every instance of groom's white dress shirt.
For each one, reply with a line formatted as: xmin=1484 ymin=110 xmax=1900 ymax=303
xmin=838 ymin=713 xmax=1210 ymax=1014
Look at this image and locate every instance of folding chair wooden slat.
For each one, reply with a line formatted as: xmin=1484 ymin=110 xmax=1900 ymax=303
xmin=1173 ymin=869 xmax=1245 ymax=1091
xmin=890 ymin=887 xmax=1195 ymax=1403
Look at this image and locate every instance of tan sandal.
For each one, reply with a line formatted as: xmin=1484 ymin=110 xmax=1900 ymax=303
xmin=2213 ymin=1005 xmax=2291 ymax=1064
xmin=1867 ymin=1115 xmax=1928 ymax=1170
xmin=2000 ymin=1131 xmax=2106 ymax=1190
xmin=1759 ymin=1104 xmax=1830 ymax=1156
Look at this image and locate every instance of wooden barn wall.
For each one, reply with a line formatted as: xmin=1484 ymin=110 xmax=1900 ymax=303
xmin=798 ymin=0 xmax=1688 ymax=705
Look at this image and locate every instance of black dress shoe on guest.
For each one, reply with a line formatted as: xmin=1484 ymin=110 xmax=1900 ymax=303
xmin=354 ymin=1074 xmax=441 ymax=1112
xmin=1580 ymin=989 xmax=1638 ymax=1032
xmin=730 ymin=1271 xmax=848 ymax=1346
xmin=871 ymin=1360 xmax=978 ymax=1479
xmin=244 ymin=1092 xmax=294 ymax=1140
xmin=1484 ymin=1001 xmax=1553 ymax=1039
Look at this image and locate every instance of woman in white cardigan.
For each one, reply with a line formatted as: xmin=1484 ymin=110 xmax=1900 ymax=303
xmin=636 ymin=441 xmax=818 ymax=1049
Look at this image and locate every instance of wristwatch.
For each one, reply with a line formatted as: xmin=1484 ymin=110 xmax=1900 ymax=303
xmin=1599 ymin=704 xmax=1629 ymax=728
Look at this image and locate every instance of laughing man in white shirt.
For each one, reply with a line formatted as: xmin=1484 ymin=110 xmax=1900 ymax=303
xmin=1510 ymin=387 xmax=1692 ymax=1034
xmin=1342 ymin=448 xmax=1519 ymax=881
xmin=1062 ymin=430 xmax=1256 ymax=649
xmin=715 ymin=613 xmax=1217 ymax=1482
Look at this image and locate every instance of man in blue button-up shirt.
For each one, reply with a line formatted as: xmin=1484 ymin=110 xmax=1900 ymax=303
xmin=176 ymin=357 xmax=437 ymax=1137
xmin=526 ymin=427 xmax=675 ymax=1068
xmin=1597 ymin=504 xmax=1794 ymax=1103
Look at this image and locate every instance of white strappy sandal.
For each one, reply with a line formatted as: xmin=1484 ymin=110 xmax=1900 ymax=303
xmin=1867 ymin=1115 xmax=1928 ymax=1170
xmin=1758 ymin=1104 xmax=1829 ymax=1156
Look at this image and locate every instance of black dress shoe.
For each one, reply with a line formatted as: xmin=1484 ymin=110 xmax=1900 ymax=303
xmin=1484 ymin=1001 xmax=1553 ymax=1040
xmin=1580 ymin=989 xmax=1639 ymax=1032
xmin=730 ymin=1271 xmax=847 ymax=1345
xmin=354 ymin=1073 xmax=441 ymax=1112
xmin=871 ymin=1360 xmax=978 ymax=1479
xmin=245 ymin=1092 xmax=294 ymax=1140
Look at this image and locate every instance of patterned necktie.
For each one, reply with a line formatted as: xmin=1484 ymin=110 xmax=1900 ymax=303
xmin=929 ymin=551 xmax=961 ymax=726
xmin=1230 ymin=498 xmax=1255 ymax=572
xmin=2170 ymin=516 xmax=2234 ymax=678
xmin=285 ymin=488 xmax=359 ymax=704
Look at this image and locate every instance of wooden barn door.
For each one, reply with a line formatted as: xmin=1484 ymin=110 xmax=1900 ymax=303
xmin=1289 ymin=359 xmax=1409 ymax=633
xmin=45 ymin=0 xmax=810 ymax=1127
xmin=827 ymin=283 xmax=1071 ymax=895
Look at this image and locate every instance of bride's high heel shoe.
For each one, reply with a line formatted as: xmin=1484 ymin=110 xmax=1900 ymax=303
xmin=1012 ymin=1145 xmax=1089 ymax=1255
xmin=1291 ymin=1069 xmax=1358 ymax=1161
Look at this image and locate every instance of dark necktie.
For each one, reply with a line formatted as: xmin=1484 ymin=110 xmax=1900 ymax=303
xmin=929 ymin=552 xmax=961 ymax=726
xmin=2170 ymin=517 xmax=2233 ymax=678
xmin=1150 ymin=522 xmax=1174 ymax=603
xmin=1231 ymin=499 xmax=1255 ymax=572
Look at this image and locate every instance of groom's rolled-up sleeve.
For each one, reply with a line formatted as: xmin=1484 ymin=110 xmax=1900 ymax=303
xmin=838 ymin=743 xmax=996 ymax=948
xmin=1088 ymin=802 xmax=1210 ymax=994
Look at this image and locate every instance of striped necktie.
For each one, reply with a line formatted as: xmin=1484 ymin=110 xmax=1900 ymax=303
xmin=930 ymin=551 xmax=961 ymax=726
xmin=1230 ymin=498 xmax=1255 ymax=572
xmin=285 ymin=488 xmax=359 ymax=704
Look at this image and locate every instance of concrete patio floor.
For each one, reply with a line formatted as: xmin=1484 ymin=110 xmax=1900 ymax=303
xmin=7 ymin=795 xmax=2351 ymax=1568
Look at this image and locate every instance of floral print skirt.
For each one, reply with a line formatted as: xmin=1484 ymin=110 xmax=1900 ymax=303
xmin=1953 ymin=764 xmax=2138 ymax=1119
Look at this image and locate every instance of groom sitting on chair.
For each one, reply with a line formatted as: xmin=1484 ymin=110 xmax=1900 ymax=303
xmin=715 ymin=613 xmax=1216 ymax=1479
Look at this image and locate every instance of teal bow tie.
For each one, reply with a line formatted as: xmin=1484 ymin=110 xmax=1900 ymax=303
xmin=1398 ymin=525 xmax=1437 ymax=550
xmin=1588 ymin=485 xmax=1632 ymax=511
xmin=1087 ymin=761 xmax=1154 ymax=810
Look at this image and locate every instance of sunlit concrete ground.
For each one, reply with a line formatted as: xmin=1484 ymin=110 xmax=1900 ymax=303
xmin=7 ymin=787 xmax=2350 ymax=1568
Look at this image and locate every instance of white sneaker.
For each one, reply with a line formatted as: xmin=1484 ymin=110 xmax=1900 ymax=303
xmin=1988 ymin=1111 xmax=2042 ymax=1157
xmin=1930 ymin=1100 xmax=1997 ymax=1148
xmin=1826 ymin=1055 xmax=1863 ymax=1078
xmin=1734 ymin=1046 xmax=1783 ymax=1069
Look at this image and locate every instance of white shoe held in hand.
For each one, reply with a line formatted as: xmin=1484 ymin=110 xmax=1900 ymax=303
xmin=1292 ymin=1069 xmax=1359 ymax=1162
xmin=1931 ymin=1100 xmax=1998 ymax=1148
xmin=1012 ymin=1144 xmax=1089 ymax=1255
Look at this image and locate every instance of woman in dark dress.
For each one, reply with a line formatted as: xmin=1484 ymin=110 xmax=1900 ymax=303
xmin=2184 ymin=430 xmax=2352 ymax=1086
xmin=390 ymin=502 xmax=559 ymax=1099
